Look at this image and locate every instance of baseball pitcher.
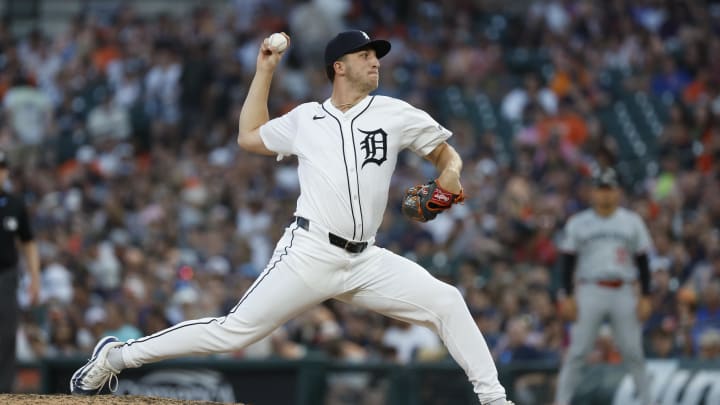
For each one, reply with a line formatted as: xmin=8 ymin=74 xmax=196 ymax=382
xmin=70 ymin=30 xmax=513 ymax=405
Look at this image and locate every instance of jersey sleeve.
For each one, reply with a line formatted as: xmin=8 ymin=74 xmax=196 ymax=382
xmin=560 ymin=217 xmax=578 ymax=253
xmin=16 ymin=198 xmax=34 ymax=242
xmin=401 ymin=105 xmax=452 ymax=156
xmin=258 ymin=107 xmax=300 ymax=156
xmin=632 ymin=213 xmax=652 ymax=254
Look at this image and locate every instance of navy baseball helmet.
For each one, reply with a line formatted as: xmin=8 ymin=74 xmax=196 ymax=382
xmin=324 ymin=30 xmax=391 ymax=66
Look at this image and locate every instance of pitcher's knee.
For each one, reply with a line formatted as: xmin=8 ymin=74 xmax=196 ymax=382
xmin=428 ymin=284 xmax=466 ymax=318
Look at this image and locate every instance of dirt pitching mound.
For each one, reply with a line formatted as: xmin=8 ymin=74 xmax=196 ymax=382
xmin=0 ymin=394 xmax=246 ymax=404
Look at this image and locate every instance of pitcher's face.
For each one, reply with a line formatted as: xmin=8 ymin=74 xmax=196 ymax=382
xmin=341 ymin=48 xmax=380 ymax=93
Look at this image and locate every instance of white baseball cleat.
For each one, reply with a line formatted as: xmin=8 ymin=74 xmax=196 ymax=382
xmin=70 ymin=336 xmax=124 ymax=395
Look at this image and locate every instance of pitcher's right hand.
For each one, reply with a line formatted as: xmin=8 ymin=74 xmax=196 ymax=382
xmin=256 ymin=32 xmax=290 ymax=72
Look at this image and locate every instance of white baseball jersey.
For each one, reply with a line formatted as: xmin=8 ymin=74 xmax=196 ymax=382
xmin=259 ymin=95 xmax=451 ymax=241
xmin=561 ymin=207 xmax=652 ymax=281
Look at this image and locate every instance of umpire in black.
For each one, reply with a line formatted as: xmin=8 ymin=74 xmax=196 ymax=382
xmin=0 ymin=149 xmax=40 ymax=392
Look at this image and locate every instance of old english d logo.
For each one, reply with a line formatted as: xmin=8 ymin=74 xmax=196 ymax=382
xmin=359 ymin=128 xmax=387 ymax=168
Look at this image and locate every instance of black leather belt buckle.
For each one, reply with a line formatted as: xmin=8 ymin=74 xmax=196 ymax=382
xmin=296 ymin=216 xmax=367 ymax=253
xmin=328 ymin=233 xmax=368 ymax=253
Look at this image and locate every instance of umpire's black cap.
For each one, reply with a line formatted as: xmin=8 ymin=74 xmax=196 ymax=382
xmin=592 ymin=167 xmax=620 ymax=188
xmin=324 ymin=30 xmax=391 ymax=66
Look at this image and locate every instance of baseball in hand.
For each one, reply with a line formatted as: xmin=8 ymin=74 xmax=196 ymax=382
xmin=267 ymin=33 xmax=288 ymax=53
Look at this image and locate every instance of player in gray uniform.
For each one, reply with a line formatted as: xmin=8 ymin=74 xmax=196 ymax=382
xmin=70 ymin=31 xmax=513 ymax=405
xmin=555 ymin=168 xmax=653 ymax=405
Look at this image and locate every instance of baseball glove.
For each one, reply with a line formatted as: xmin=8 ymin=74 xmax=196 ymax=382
xmin=402 ymin=180 xmax=465 ymax=222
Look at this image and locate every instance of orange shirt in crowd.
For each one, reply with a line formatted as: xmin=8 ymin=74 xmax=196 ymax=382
xmin=537 ymin=113 xmax=588 ymax=146
xmin=683 ymin=79 xmax=707 ymax=105
xmin=696 ymin=127 xmax=717 ymax=173
xmin=92 ymin=44 xmax=121 ymax=73
xmin=550 ymin=69 xmax=592 ymax=100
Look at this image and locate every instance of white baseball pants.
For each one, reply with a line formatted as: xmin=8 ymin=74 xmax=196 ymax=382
xmin=116 ymin=219 xmax=507 ymax=404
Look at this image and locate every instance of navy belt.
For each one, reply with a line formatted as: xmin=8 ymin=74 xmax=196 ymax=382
xmin=295 ymin=216 xmax=368 ymax=254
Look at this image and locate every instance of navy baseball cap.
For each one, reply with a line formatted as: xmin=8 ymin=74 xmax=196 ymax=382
xmin=324 ymin=30 xmax=391 ymax=66
xmin=592 ymin=167 xmax=620 ymax=188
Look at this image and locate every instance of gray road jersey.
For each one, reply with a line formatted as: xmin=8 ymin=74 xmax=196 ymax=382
xmin=561 ymin=207 xmax=652 ymax=281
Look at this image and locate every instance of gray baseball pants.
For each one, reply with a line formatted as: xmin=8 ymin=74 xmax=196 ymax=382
xmin=555 ymin=283 xmax=649 ymax=405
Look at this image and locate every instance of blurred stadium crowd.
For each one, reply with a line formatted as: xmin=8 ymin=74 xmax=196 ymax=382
xmin=2 ymin=0 xmax=720 ymax=369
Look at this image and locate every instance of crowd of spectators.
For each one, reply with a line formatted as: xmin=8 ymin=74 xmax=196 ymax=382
xmin=2 ymin=0 xmax=719 ymax=378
